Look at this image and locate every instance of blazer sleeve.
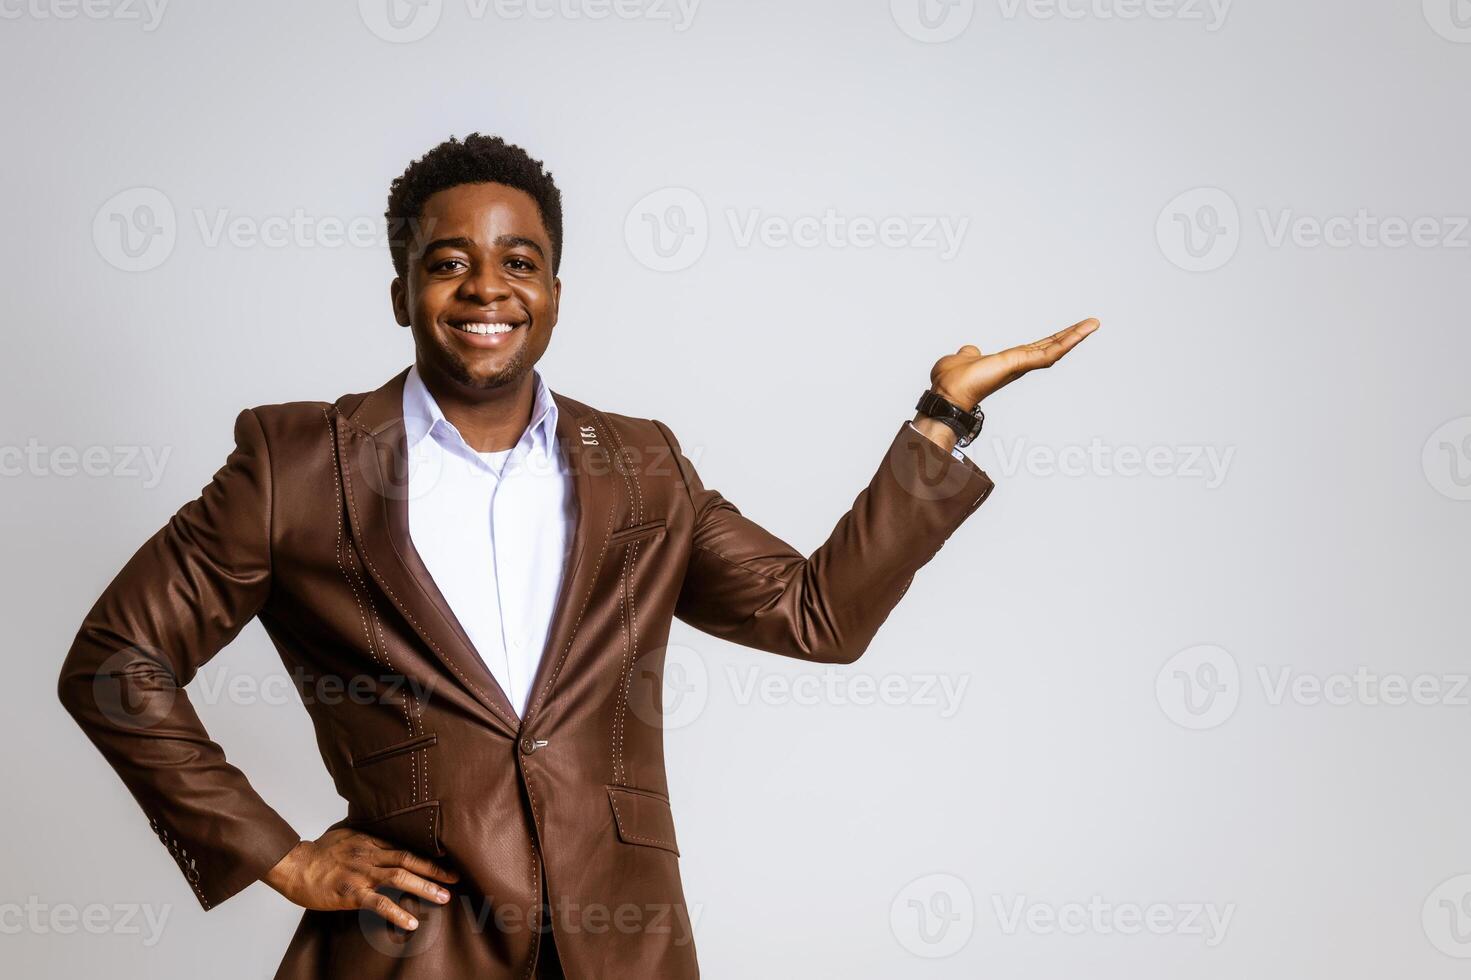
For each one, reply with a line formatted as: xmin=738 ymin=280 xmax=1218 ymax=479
xmin=652 ymin=417 xmax=996 ymax=664
xmin=57 ymin=408 xmax=301 ymax=911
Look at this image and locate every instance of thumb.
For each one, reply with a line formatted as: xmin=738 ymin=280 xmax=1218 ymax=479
xmin=957 ymin=344 xmax=982 ymax=356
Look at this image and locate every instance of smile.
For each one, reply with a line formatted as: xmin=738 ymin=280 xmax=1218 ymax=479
xmin=450 ymin=321 xmax=522 ymax=335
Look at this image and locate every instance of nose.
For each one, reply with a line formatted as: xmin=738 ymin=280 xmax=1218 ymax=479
xmin=457 ymin=259 xmax=512 ymax=306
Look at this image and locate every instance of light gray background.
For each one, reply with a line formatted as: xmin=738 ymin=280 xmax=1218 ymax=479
xmin=3 ymin=0 xmax=1469 ymax=976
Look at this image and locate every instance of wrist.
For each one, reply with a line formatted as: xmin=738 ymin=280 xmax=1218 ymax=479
xmin=263 ymin=840 xmax=307 ymax=891
xmin=909 ymin=413 xmax=960 ymax=453
xmin=914 ymin=386 xmax=983 ymax=449
xmin=930 ymin=384 xmax=977 ymax=413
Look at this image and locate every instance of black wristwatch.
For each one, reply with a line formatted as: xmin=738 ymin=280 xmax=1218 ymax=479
xmin=915 ymin=390 xmax=984 ymax=448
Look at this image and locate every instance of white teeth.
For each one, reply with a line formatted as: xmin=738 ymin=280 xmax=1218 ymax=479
xmin=455 ymin=322 xmax=515 ymax=335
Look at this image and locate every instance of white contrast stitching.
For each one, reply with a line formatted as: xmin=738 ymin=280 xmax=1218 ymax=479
xmin=326 ymin=410 xmax=421 ymax=803
xmin=334 ymin=411 xmax=518 ymax=732
xmin=525 ymin=414 xmax=615 ymax=724
xmin=606 ymin=420 xmax=640 ymax=786
xmin=607 ymin=794 xmax=676 ymax=851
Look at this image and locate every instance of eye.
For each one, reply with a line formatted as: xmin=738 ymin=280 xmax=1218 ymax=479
xmin=506 ymin=256 xmax=536 ymax=272
xmin=431 ymin=258 xmax=467 ymax=273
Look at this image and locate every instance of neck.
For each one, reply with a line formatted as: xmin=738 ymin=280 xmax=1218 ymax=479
xmin=417 ymin=361 xmax=537 ymax=453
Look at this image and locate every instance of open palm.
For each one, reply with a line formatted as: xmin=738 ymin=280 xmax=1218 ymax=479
xmin=930 ymin=318 xmax=1100 ymax=409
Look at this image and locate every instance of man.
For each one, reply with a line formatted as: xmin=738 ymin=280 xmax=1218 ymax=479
xmin=58 ymin=133 xmax=1097 ymax=978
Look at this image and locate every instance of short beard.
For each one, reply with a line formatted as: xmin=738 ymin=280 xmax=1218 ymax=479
xmin=431 ymin=325 xmax=530 ymax=390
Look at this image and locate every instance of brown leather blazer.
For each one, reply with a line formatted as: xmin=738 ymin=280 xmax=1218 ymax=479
xmin=57 ymin=366 xmax=995 ymax=978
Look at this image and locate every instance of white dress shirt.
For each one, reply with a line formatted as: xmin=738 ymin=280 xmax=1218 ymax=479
xmin=403 ymin=364 xmax=575 ymax=719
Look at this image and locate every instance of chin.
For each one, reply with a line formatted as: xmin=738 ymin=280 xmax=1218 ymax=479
xmin=451 ymin=355 xmax=527 ymax=391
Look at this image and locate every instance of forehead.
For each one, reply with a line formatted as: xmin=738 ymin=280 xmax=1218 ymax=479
xmin=416 ymin=182 xmax=548 ymax=244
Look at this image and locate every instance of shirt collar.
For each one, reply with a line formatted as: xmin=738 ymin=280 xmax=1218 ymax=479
xmin=403 ymin=363 xmax=559 ymax=460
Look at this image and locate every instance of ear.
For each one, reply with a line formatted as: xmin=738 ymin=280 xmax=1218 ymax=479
xmin=390 ymin=277 xmax=410 ymax=327
xmin=549 ymin=276 xmax=561 ymax=326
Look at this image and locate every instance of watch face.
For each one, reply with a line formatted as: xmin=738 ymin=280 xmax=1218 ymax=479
xmin=959 ymin=409 xmax=984 ymax=447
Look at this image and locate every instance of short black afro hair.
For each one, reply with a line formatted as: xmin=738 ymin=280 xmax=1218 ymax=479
xmin=386 ymin=133 xmax=564 ymax=278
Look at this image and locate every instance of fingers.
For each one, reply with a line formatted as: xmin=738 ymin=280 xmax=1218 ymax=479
xmin=1019 ymin=317 xmax=1100 ymax=369
xmin=369 ymin=865 xmax=454 ymax=906
xmin=373 ymin=845 xmax=460 ymax=885
xmin=356 ymin=886 xmax=421 ymax=931
xmin=326 ymin=833 xmax=460 ymax=932
xmin=1039 ymin=317 xmax=1099 ymax=346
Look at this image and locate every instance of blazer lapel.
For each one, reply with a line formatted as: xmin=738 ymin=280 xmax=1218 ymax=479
xmin=330 ymin=368 xmax=620 ymax=740
xmin=332 ymin=367 xmax=522 ymax=737
xmin=520 ymin=394 xmax=618 ymax=730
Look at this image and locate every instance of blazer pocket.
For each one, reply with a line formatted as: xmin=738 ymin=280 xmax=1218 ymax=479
xmin=607 ymin=519 xmax=667 ymax=547
xmin=348 ymin=800 xmax=444 ymax=857
xmin=606 ymin=785 xmax=680 ymax=856
xmin=350 ymin=732 xmax=438 ymax=768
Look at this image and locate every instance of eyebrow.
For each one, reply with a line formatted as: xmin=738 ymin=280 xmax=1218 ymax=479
xmin=419 ymin=234 xmax=547 ymax=260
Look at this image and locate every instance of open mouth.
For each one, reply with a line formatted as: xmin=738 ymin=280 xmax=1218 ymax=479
xmin=449 ymin=320 xmax=525 ymax=336
xmin=445 ymin=318 xmax=528 ymax=349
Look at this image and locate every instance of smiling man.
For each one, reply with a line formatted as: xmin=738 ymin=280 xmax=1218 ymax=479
xmin=58 ymin=134 xmax=1097 ymax=978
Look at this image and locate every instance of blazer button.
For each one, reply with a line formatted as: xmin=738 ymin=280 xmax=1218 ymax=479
xmin=520 ymin=737 xmax=547 ymax=755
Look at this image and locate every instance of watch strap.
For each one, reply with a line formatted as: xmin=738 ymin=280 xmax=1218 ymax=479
xmin=914 ymin=390 xmax=984 ymax=448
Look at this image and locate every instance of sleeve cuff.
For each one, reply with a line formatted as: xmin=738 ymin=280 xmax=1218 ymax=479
xmin=905 ymin=419 xmax=969 ymax=462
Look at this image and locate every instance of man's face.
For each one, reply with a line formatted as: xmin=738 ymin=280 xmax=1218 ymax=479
xmin=392 ymin=181 xmax=560 ymax=390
